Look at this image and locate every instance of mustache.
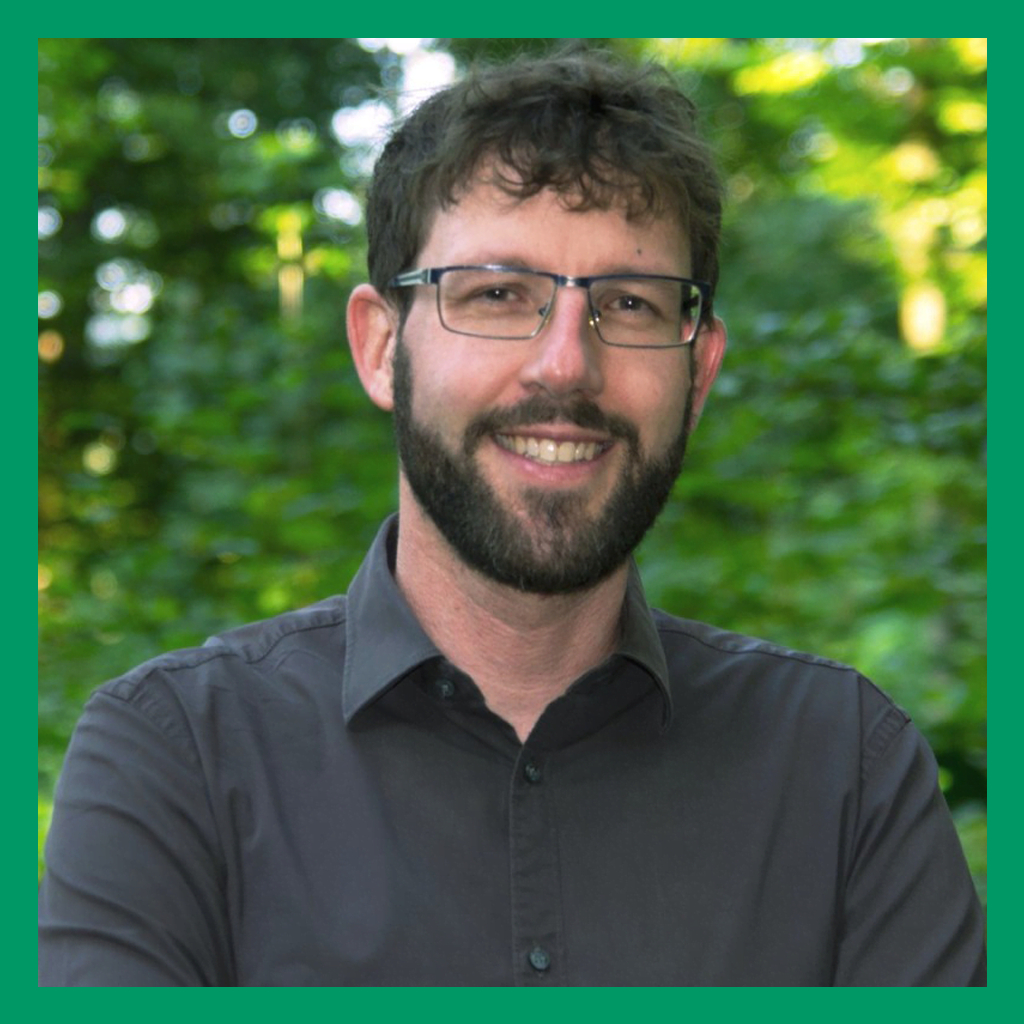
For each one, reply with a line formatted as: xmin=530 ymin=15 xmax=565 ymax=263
xmin=464 ymin=395 xmax=640 ymax=452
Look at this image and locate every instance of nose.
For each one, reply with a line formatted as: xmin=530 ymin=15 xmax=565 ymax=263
xmin=518 ymin=284 xmax=605 ymax=398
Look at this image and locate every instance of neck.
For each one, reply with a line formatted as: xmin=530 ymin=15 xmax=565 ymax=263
xmin=394 ymin=490 xmax=627 ymax=743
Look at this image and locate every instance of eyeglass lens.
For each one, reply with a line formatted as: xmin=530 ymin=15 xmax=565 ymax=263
xmin=437 ymin=268 xmax=701 ymax=346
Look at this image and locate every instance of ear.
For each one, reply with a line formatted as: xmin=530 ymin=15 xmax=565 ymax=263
xmin=688 ymin=316 xmax=727 ymax=430
xmin=346 ymin=283 xmax=399 ymax=411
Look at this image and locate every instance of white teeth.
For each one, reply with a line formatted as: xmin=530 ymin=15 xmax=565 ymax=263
xmin=497 ymin=434 xmax=602 ymax=464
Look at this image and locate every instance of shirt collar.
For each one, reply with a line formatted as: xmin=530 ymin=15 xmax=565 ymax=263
xmin=342 ymin=515 xmax=673 ymax=728
xmin=342 ymin=516 xmax=441 ymax=722
xmin=619 ymin=558 xmax=672 ymax=729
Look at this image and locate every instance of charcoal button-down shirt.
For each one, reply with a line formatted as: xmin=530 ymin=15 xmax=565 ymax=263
xmin=39 ymin=517 xmax=986 ymax=986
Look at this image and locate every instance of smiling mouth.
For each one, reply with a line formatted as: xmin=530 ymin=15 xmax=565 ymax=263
xmin=494 ymin=433 xmax=611 ymax=465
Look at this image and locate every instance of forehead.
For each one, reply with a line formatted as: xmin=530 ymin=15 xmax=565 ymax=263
xmin=417 ymin=180 xmax=692 ymax=275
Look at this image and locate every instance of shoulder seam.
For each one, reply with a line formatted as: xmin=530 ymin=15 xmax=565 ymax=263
xmin=656 ymin=622 xmax=855 ymax=674
xmin=90 ymin=679 xmax=201 ymax=767
xmin=210 ymin=613 xmax=347 ymax=667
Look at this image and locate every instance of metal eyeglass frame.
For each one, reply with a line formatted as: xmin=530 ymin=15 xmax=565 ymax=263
xmin=386 ymin=264 xmax=711 ymax=348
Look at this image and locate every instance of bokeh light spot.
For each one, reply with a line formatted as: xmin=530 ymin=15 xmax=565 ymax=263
xmin=93 ymin=260 xmax=162 ymax=323
xmin=331 ymin=100 xmax=391 ymax=149
xmin=92 ymin=207 xmax=128 ymax=241
xmin=951 ymin=210 xmax=986 ymax=248
xmin=277 ymin=118 xmax=316 ymax=151
xmin=83 ymin=441 xmax=118 ymax=476
xmin=227 ymin=108 xmax=258 ymax=138
xmin=89 ymin=568 xmax=119 ymax=600
xmin=38 ymin=330 xmax=64 ymax=363
xmin=358 ymin=38 xmax=432 ymax=55
xmin=38 ymin=206 xmax=62 ymax=239
xmin=900 ymin=281 xmax=947 ymax=352
xmin=98 ymin=79 xmax=142 ymax=123
xmin=111 ymin=282 xmax=155 ymax=314
xmin=399 ymin=49 xmax=457 ymax=113
xmin=96 ymin=259 xmax=130 ymax=291
xmin=939 ymin=99 xmax=987 ymax=134
xmin=952 ymin=38 xmax=987 ymax=72
xmin=38 ymin=290 xmax=63 ymax=319
xmin=86 ymin=313 xmax=151 ymax=349
xmin=734 ymin=50 xmax=827 ymax=95
xmin=314 ymin=188 xmax=362 ymax=225
xmin=890 ymin=141 xmax=940 ymax=182
xmin=826 ymin=39 xmax=865 ymax=68
xmin=727 ymin=173 xmax=755 ymax=202
xmin=882 ymin=67 xmax=915 ymax=96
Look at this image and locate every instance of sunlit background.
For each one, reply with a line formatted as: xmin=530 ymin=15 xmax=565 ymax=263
xmin=39 ymin=39 xmax=986 ymax=897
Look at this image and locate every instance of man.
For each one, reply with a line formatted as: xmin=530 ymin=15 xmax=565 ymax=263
xmin=39 ymin=50 xmax=985 ymax=986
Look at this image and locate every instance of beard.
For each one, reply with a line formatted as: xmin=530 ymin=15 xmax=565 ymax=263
xmin=391 ymin=337 xmax=693 ymax=595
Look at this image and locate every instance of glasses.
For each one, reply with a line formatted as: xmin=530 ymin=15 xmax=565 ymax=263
xmin=387 ymin=265 xmax=710 ymax=348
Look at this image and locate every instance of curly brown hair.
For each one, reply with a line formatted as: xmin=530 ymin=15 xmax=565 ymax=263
xmin=366 ymin=47 xmax=723 ymax=321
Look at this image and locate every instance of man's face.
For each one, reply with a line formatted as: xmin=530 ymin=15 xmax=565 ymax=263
xmin=391 ymin=181 xmax=719 ymax=594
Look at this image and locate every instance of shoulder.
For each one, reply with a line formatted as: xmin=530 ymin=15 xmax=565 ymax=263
xmin=202 ymin=594 xmax=348 ymax=665
xmin=652 ymin=609 xmax=910 ymax=761
xmin=653 ymin=609 xmax=857 ymax=677
xmin=96 ymin=595 xmax=350 ymax=716
xmin=655 ymin=606 xmax=847 ymax=663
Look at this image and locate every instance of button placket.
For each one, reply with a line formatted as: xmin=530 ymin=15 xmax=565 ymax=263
xmin=509 ymin=749 xmax=562 ymax=984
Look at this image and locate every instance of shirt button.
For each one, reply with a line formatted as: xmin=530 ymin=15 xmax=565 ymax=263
xmin=523 ymin=760 xmax=542 ymax=784
xmin=435 ymin=678 xmax=455 ymax=700
xmin=528 ymin=946 xmax=551 ymax=972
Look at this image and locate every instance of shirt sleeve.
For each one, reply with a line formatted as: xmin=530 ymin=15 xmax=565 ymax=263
xmin=833 ymin=690 xmax=986 ymax=986
xmin=39 ymin=681 xmax=233 ymax=987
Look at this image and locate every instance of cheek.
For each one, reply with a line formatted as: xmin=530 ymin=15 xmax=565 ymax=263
xmin=404 ymin=353 xmax=489 ymax=442
xmin=410 ymin=342 xmax=523 ymax=418
xmin=620 ymin=364 xmax=691 ymax=450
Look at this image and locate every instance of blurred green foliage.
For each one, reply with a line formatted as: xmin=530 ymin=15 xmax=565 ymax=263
xmin=38 ymin=39 xmax=986 ymax=894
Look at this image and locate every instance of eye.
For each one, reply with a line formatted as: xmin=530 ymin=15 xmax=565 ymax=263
xmin=474 ymin=285 xmax=520 ymax=303
xmin=611 ymin=293 xmax=653 ymax=313
xmin=449 ymin=271 xmax=539 ymax=308
xmin=597 ymin=287 xmax=663 ymax=321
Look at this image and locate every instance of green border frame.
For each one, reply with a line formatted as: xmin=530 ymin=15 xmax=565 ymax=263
xmin=32 ymin=28 xmax=997 ymax=1003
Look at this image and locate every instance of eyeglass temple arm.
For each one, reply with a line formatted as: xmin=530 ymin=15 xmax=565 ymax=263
xmin=388 ymin=269 xmax=434 ymax=288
